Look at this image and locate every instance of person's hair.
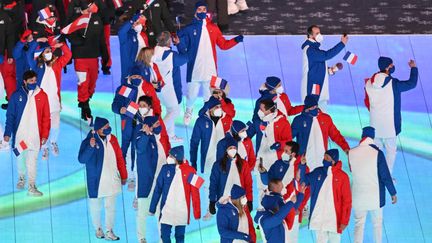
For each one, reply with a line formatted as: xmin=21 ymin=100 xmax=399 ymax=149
xmin=23 ymin=70 xmax=37 ymax=81
xmin=232 ymin=132 xmax=241 ymax=142
xmin=268 ymin=179 xmax=282 ymax=192
xmin=286 ymin=141 xmax=299 ymax=155
xmin=307 ymin=25 xmax=319 ymax=37
xmin=136 ymin=47 xmax=154 ymax=67
xmin=138 ymin=95 xmax=153 ymax=107
xmin=220 ymin=152 xmax=243 ymax=173
xmin=260 ymin=99 xmax=276 ymax=112
xmin=157 ymin=31 xmax=171 ymax=47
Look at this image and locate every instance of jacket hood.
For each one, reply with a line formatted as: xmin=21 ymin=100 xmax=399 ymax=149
xmin=152 ymin=46 xmax=170 ymax=63
xmin=301 ymin=39 xmax=320 ymax=49
xmin=369 ymin=72 xmax=391 ymax=89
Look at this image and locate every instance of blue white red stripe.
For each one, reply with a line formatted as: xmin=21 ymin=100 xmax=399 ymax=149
xmin=38 ymin=7 xmax=52 ymax=20
xmin=125 ymin=101 xmax=139 ymax=118
xmin=210 ymin=76 xmax=227 ymax=90
xmin=343 ymin=51 xmax=358 ymax=65
xmin=188 ymin=173 xmax=204 ymax=189
xmin=118 ymin=85 xmax=135 ymax=99
xmin=13 ymin=140 xmax=28 ymax=157
xmin=312 ymin=84 xmax=320 ymax=95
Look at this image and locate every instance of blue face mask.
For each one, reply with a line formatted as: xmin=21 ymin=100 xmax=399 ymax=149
xmin=153 ymin=126 xmax=161 ymax=135
xmin=389 ymin=66 xmax=395 ymax=74
xmin=131 ymin=78 xmax=141 ymax=86
xmin=196 ymin=12 xmax=207 ymax=20
xmin=27 ymin=83 xmax=37 ymax=90
xmin=308 ymin=108 xmax=318 ymax=117
xmin=323 ymin=159 xmax=332 ymax=167
xmin=103 ymin=127 xmax=112 ymax=136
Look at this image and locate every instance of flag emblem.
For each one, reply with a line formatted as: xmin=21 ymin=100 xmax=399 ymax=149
xmin=312 ymin=84 xmax=320 ymax=95
xmin=38 ymin=7 xmax=53 ymax=21
xmin=188 ymin=173 xmax=204 ymax=189
xmin=118 ymin=85 xmax=136 ymax=99
xmin=343 ymin=51 xmax=358 ymax=65
xmin=13 ymin=141 xmax=28 ymax=157
xmin=210 ymin=76 xmax=228 ymax=90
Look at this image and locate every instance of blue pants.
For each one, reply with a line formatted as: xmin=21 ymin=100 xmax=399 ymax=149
xmin=121 ymin=118 xmax=136 ymax=170
xmin=160 ymin=224 xmax=186 ymax=243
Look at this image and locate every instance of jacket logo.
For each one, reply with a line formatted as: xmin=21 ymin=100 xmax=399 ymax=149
xmin=193 ymin=29 xmax=197 ymax=36
xmin=154 ymin=3 xmax=160 ymax=7
xmin=318 ymin=175 xmax=321 ymax=181
xmin=19 ymin=96 xmax=22 ymax=102
xmin=149 ymin=32 xmax=154 ymax=36
xmin=167 ymin=171 xmax=171 ymax=177
xmin=280 ymin=166 xmax=283 ymax=172
xmin=205 ymin=122 xmax=209 ymax=128
xmin=0 ymin=20 xmax=4 ymax=24
xmin=232 ymin=210 xmax=236 ymax=216
xmin=303 ymin=121 xmax=307 ymax=127
xmin=94 ymin=21 xmax=99 ymax=25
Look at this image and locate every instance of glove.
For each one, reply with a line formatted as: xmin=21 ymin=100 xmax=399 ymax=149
xmin=247 ymin=201 xmax=253 ymax=212
xmin=209 ymin=201 xmax=216 ymax=215
xmin=270 ymin=142 xmax=281 ymax=151
xmin=20 ymin=29 xmax=32 ymax=43
xmin=234 ymin=35 xmax=244 ymax=43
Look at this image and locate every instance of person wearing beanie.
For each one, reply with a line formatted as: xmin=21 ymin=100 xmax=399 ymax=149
xmin=301 ymin=25 xmax=349 ymax=112
xmin=216 ymin=184 xmax=256 ymax=243
xmin=254 ymin=179 xmax=305 ymax=243
xmin=299 ymin=149 xmax=352 ymax=243
xmin=291 ymin=94 xmax=350 ymax=171
xmin=112 ymin=65 xmax=162 ymax=188
xmin=134 ymin=115 xmax=169 ymax=242
xmin=118 ymin=13 xmax=150 ymax=80
xmin=349 ymin=126 xmax=397 ymax=243
xmin=3 ymin=70 xmax=50 ymax=197
xmin=78 ymin=117 xmax=128 ymax=241
xmin=27 ymin=38 xmax=71 ymax=161
xmin=364 ymin=57 xmax=418 ymax=175
xmin=253 ymin=76 xmax=303 ymax=123
xmin=152 ymin=30 xmax=189 ymax=143
xmin=216 ymin=120 xmax=255 ymax=171
xmin=149 ymin=145 xmax=201 ymax=243
xmin=208 ymin=137 xmax=253 ymax=219
xmin=177 ymin=1 xmax=243 ymax=126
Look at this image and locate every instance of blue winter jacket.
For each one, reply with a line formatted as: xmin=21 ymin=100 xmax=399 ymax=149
xmin=135 ymin=130 xmax=160 ymax=198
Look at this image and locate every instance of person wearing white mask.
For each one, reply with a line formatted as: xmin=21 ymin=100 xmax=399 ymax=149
xmin=27 ymin=39 xmax=72 ymax=161
xmin=301 ymin=25 xmax=348 ymax=112
xmin=216 ymin=184 xmax=256 ymax=243
xmin=209 ymin=137 xmax=253 ymax=218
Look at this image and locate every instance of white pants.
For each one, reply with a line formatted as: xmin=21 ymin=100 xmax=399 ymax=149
xmin=315 ymin=230 xmax=341 ymax=243
xmin=374 ymin=137 xmax=397 ymax=174
xmin=126 ymin=146 xmax=135 ymax=180
xmin=89 ymin=195 xmax=117 ymax=231
xmin=186 ymin=81 xmax=211 ymax=110
xmin=137 ymin=197 xmax=160 ymax=240
xmin=43 ymin=111 xmax=60 ymax=149
xmin=286 ymin=215 xmax=300 ymax=243
xmin=17 ymin=149 xmax=39 ymax=185
xmin=354 ymin=208 xmax=383 ymax=243
xmin=159 ymin=85 xmax=180 ymax=137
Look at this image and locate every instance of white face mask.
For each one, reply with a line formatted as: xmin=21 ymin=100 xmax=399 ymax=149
xmin=238 ymin=131 xmax=247 ymax=140
xmin=212 ymin=107 xmax=223 ymax=117
xmin=227 ymin=148 xmax=237 ymax=158
xmin=44 ymin=52 xmax=52 ymax=61
xmin=257 ymin=109 xmax=265 ymax=120
xmin=240 ymin=197 xmax=247 ymax=206
xmin=166 ymin=156 xmax=176 ymax=164
xmin=315 ymin=33 xmax=324 ymax=43
xmin=275 ymin=86 xmax=284 ymax=94
xmin=281 ymin=152 xmax=291 ymax=161
xmin=134 ymin=24 xmax=143 ymax=33
xmin=139 ymin=107 xmax=149 ymax=116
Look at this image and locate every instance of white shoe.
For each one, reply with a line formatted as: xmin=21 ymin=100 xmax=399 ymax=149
xmin=127 ymin=179 xmax=135 ymax=192
xmin=41 ymin=148 xmax=49 ymax=161
xmin=132 ymin=197 xmax=138 ymax=210
xmin=169 ymin=135 xmax=183 ymax=143
xmin=51 ymin=142 xmax=59 ymax=156
xmin=183 ymin=109 xmax=193 ymax=125
xmin=0 ymin=140 xmax=10 ymax=152
xmin=96 ymin=228 xmax=105 ymax=239
xmin=236 ymin=1 xmax=249 ymax=11
xmin=228 ymin=2 xmax=240 ymax=15
xmin=105 ymin=230 xmax=120 ymax=241
xmin=16 ymin=176 xmax=25 ymax=190
xmin=28 ymin=185 xmax=43 ymax=197
xmin=139 ymin=239 xmax=147 ymax=243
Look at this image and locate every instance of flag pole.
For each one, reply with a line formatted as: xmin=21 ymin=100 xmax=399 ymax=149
xmin=83 ymin=12 xmax=92 ymax=38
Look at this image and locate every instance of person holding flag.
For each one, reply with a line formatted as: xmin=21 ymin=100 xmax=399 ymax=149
xmin=301 ymin=25 xmax=348 ymax=112
xmin=30 ymin=2 xmax=66 ymax=28
xmin=112 ymin=65 xmax=162 ymax=189
xmin=216 ymin=184 xmax=256 ymax=243
xmin=176 ymin=1 xmax=243 ymax=125
xmin=65 ymin=2 xmax=108 ymax=121
xmin=149 ymin=145 xmax=201 ymax=243
xmin=291 ymin=95 xmax=349 ymax=171
xmin=78 ymin=117 xmax=128 ymax=241
xmin=3 ymin=70 xmax=51 ymax=196
xmin=33 ymin=5 xmax=62 ymax=42
xmin=27 ymin=37 xmax=71 ymax=160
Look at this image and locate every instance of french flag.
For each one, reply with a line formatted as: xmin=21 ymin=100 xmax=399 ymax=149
xmin=13 ymin=141 xmax=28 ymax=157
xmin=144 ymin=0 xmax=155 ymax=8
xmin=113 ymin=0 xmax=123 ymax=9
xmin=312 ymin=84 xmax=320 ymax=95
xmin=125 ymin=101 xmax=139 ymax=118
xmin=343 ymin=51 xmax=358 ymax=65
xmin=188 ymin=173 xmax=205 ymax=189
xmin=210 ymin=75 xmax=227 ymax=90
xmin=38 ymin=7 xmax=52 ymax=21
xmin=61 ymin=13 xmax=90 ymax=34
xmin=118 ymin=85 xmax=136 ymax=99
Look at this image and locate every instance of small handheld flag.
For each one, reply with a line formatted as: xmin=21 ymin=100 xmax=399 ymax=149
xmin=88 ymin=3 xmax=98 ymax=14
xmin=38 ymin=7 xmax=53 ymax=21
xmin=210 ymin=76 xmax=228 ymax=90
xmin=188 ymin=173 xmax=205 ymax=189
xmin=311 ymin=84 xmax=320 ymax=95
xmin=61 ymin=13 xmax=91 ymax=34
xmin=343 ymin=51 xmax=358 ymax=65
xmin=144 ymin=0 xmax=155 ymax=9
xmin=125 ymin=101 xmax=139 ymax=118
xmin=13 ymin=141 xmax=28 ymax=157
xmin=113 ymin=0 xmax=123 ymax=9
xmin=118 ymin=85 xmax=136 ymax=99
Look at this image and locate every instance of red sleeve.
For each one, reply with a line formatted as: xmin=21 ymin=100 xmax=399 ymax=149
xmin=298 ymin=186 xmax=310 ymax=213
xmin=245 ymin=208 xmax=257 ymax=243
xmin=153 ymin=63 xmax=165 ymax=87
xmin=111 ymin=136 xmax=128 ymax=180
xmin=190 ymin=168 xmax=201 ymax=219
xmin=275 ymin=118 xmax=292 ymax=158
xmin=159 ymin=118 xmax=171 ymax=155
xmin=40 ymin=93 xmax=51 ymax=140
xmin=56 ymin=43 xmax=72 ymax=68
xmin=245 ymin=139 xmax=256 ymax=171
xmin=220 ymin=99 xmax=236 ymax=118
xmin=213 ymin=24 xmax=238 ymax=50
xmin=282 ymin=94 xmax=304 ymax=116
xmin=340 ymin=174 xmax=352 ymax=227
xmin=146 ymin=83 xmax=162 ymax=116
xmin=241 ymin=161 xmax=253 ymax=201
xmin=327 ymin=116 xmax=350 ymax=151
